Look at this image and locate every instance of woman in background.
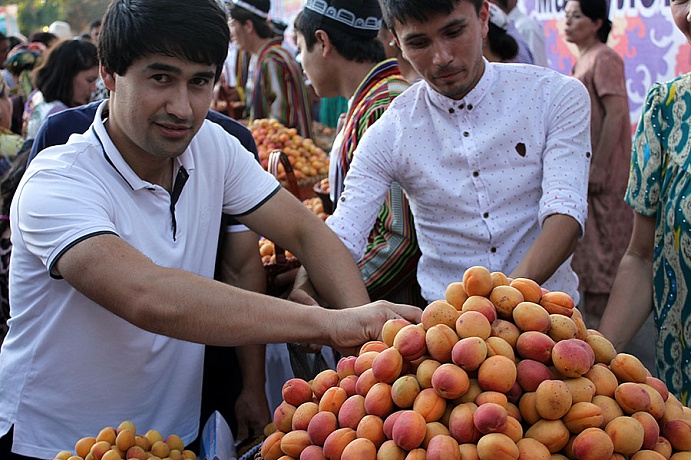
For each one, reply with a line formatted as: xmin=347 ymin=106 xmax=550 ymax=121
xmin=0 ymin=73 xmax=25 ymax=175
xmin=599 ymin=0 xmax=691 ymax=406
xmin=564 ymin=0 xmax=633 ymax=328
xmin=22 ymin=39 xmax=98 ymax=139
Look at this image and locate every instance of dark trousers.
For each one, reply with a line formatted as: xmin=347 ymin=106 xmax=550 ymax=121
xmin=0 ymin=426 xmax=41 ymax=460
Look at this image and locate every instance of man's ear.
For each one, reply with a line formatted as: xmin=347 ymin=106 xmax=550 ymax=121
xmin=314 ymin=29 xmax=331 ymax=57
xmin=101 ymin=65 xmax=116 ymax=92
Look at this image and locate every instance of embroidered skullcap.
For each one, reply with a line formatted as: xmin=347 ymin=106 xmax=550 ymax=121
xmin=302 ymin=0 xmax=382 ymax=39
xmin=488 ymin=3 xmax=510 ymax=30
xmin=229 ymin=0 xmax=269 ymax=19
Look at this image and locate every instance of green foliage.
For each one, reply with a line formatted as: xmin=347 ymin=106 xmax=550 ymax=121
xmin=0 ymin=0 xmax=109 ymax=38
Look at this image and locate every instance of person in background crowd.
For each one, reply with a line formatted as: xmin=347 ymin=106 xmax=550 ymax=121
xmin=23 ymin=39 xmax=99 ymax=139
xmin=484 ymin=3 xmax=520 ymax=62
xmin=0 ymin=33 xmax=14 ymax=107
xmin=491 ymin=0 xmax=548 ymax=65
xmin=312 ymin=0 xmax=590 ymax=306
xmin=0 ymin=74 xmax=24 ymax=174
xmin=89 ymin=19 xmax=102 ymax=43
xmin=488 ymin=0 xmax=534 ymax=63
xmin=27 ymin=32 xmax=57 ymax=49
xmin=564 ymin=0 xmax=632 ymax=328
xmin=598 ymin=0 xmax=691 ymax=408
xmin=228 ymin=0 xmax=314 ymax=138
xmin=3 ymin=43 xmax=44 ymax=135
xmin=5 ymin=36 xmax=23 ymax=55
xmin=0 ymin=150 xmax=28 ymax=348
xmin=48 ymin=21 xmax=74 ymax=40
xmin=213 ymin=5 xmax=251 ymax=119
xmin=0 ymin=0 xmax=421 ymax=458
xmin=295 ymin=0 xmax=424 ymax=307
xmin=88 ymin=18 xmax=111 ymax=102
xmin=0 ymin=34 xmax=10 ymax=73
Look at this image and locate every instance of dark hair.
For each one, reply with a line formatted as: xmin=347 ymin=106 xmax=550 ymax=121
xmin=90 ymin=19 xmax=102 ymax=30
xmin=294 ymin=10 xmax=385 ymax=64
xmin=33 ymin=39 xmax=98 ymax=106
xmin=486 ymin=22 xmax=518 ymax=61
xmin=7 ymin=36 xmax=22 ymax=51
xmin=576 ymin=0 xmax=612 ymax=42
xmin=99 ymin=0 xmax=230 ymax=81
xmin=228 ymin=1 xmax=274 ymax=39
xmin=28 ymin=32 xmax=57 ymax=48
xmin=492 ymin=0 xmax=510 ymax=12
xmin=379 ymin=0 xmax=483 ymax=32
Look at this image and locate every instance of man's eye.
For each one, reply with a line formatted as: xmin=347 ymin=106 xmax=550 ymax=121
xmin=152 ymin=74 xmax=170 ymax=83
xmin=408 ymin=40 xmax=428 ymax=49
xmin=191 ymin=78 xmax=211 ymax=87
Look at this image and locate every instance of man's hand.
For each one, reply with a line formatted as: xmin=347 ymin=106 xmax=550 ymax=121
xmin=234 ymin=385 xmax=271 ymax=444
xmin=289 ymin=266 xmax=323 ymax=307
xmin=326 ymin=301 xmax=422 ymax=356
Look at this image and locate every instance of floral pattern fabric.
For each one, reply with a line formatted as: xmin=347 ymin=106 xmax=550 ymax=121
xmin=626 ymin=72 xmax=691 ymax=405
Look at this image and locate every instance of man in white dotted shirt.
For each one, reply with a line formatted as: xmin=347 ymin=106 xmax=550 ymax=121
xmin=324 ymin=0 xmax=591 ymax=304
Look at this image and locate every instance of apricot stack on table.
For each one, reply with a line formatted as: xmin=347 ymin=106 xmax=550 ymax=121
xmin=54 ymin=420 xmax=196 ymax=460
xmin=261 ymin=266 xmax=691 ymax=460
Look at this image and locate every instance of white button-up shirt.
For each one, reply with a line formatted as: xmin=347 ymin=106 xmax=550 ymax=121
xmin=327 ymin=62 xmax=590 ymax=302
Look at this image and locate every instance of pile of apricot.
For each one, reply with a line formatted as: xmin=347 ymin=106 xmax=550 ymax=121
xmin=261 ymin=266 xmax=691 ymax=460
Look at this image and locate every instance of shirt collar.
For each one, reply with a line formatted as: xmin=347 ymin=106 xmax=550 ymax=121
xmin=426 ymin=58 xmax=494 ymax=113
xmin=91 ymin=100 xmax=196 ymax=191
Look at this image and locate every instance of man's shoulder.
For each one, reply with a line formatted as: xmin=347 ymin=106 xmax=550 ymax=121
xmin=494 ymin=62 xmax=575 ymax=84
xmin=206 ymin=110 xmax=252 ymax=139
xmin=43 ymin=102 xmax=100 ymax=130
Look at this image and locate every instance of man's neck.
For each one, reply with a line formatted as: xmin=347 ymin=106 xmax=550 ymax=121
xmin=340 ymin=61 xmax=381 ymax=100
xmin=248 ymin=36 xmax=273 ymax=55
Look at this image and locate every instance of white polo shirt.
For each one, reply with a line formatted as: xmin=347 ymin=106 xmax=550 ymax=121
xmin=327 ymin=62 xmax=590 ymax=303
xmin=0 ymin=101 xmax=280 ymax=458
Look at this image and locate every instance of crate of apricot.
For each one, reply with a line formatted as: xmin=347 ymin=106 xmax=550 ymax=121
xmin=54 ymin=420 xmax=196 ymax=460
xmin=258 ymin=266 xmax=691 ymax=460
xmin=248 ymin=118 xmax=329 ymax=190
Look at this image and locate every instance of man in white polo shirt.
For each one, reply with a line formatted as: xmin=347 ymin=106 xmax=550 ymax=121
xmin=0 ymin=0 xmax=421 ymax=458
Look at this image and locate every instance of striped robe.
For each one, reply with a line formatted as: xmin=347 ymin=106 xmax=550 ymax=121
xmin=248 ymin=37 xmax=313 ymax=139
xmin=332 ymin=59 xmax=424 ymax=306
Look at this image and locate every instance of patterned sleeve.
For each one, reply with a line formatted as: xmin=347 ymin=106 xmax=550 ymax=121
xmin=358 ymin=182 xmax=420 ymax=300
xmin=625 ymin=82 xmax=665 ymax=217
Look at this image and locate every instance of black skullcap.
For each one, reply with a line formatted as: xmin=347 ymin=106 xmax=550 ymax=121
xmin=302 ymin=0 xmax=382 ymax=39
xmin=228 ymin=0 xmax=269 ymax=19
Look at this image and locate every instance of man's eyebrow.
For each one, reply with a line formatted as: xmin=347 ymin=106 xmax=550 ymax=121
xmin=145 ymin=62 xmax=216 ymax=79
xmin=402 ymin=18 xmax=467 ymax=43
xmin=146 ymin=62 xmax=183 ymax=74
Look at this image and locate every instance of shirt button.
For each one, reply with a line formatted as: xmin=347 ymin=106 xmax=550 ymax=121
xmin=459 ymin=103 xmax=465 ymax=109
xmin=472 ymin=171 xmax=479 ymax=177
xmin=467 ymin=104 xmax=474 ymax=110
xmin=483 ymin=212 xmax=489 ymax=218
xmin=490 ymin=247 xmax=497 ymax=253
xmin=340 ymin=196 xmax=346 ymax=202
xmin=463 ymin=131 xmax=469 ymax=137
xmin=448 ymin=107 xmax=455 ymax=114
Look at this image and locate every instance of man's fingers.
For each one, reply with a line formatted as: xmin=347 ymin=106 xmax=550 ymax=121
xmin=387 ymin=302 xmax=423 ymax=324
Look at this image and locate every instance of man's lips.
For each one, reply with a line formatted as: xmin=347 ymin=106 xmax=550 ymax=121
xmin=156 ymin=122 xmax=193 ymax=139
xmin=433 ymin=68 xmax=462 ymax=83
